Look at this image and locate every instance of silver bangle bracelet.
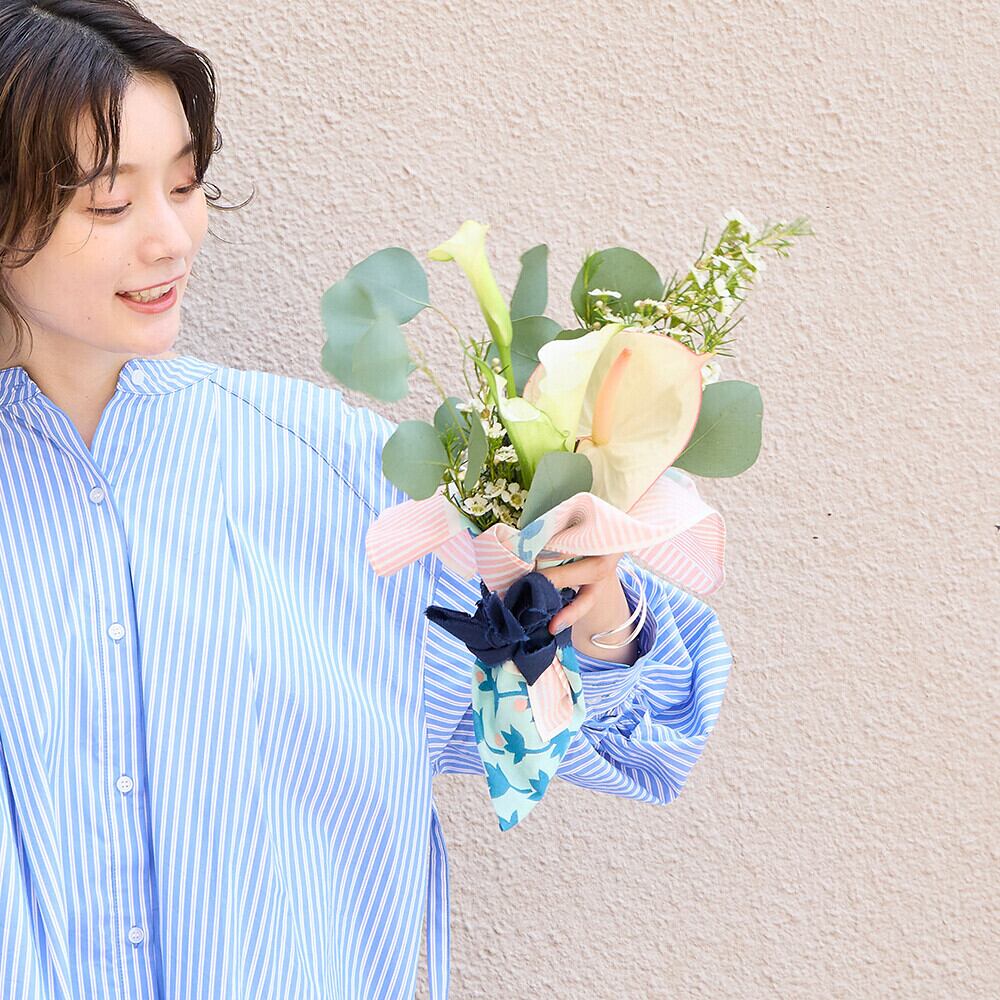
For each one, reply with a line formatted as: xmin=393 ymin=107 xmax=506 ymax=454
xmin=588 ymin=570 xmax=648 ymax=649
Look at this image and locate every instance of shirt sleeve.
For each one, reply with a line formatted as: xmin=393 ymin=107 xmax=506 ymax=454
xmin=425 ymin=551 xmax=733 ymax=806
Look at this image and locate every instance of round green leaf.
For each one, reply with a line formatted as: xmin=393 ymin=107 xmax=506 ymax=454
xmin=381 ymin=420 xmax=449 ymax=500
xmin=517 ymin=450 xmax=593 ymax=529
xmin=433 ymin=396 xmax=469 ymax=436
xmin=434 ymin=397 xmax=469 ymax=461
xmin=320 ymin=276 xmax=413 ymax=402
xmin=570 ymin=247 xmax=663 ymax=327
xmin=487 ymin=315 xmax=562 ymax=394
xmin=672 ymin=380 xmax=763 ymax=477
xmin=346 ymin=247 xmax=429 ymax=324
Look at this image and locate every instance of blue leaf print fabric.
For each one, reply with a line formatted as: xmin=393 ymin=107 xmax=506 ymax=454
xmin=470 ymin=644 xmax=586 ymax=829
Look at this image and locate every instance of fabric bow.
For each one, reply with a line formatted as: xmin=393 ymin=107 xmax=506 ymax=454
xmin=425 ymin=572 xmax=576 ymax=684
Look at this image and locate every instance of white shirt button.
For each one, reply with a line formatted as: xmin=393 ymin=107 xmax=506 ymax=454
xmin=127 ymin=926 xmax=145 ymax=945
xmin=131 ymin=368 xmax=146 ymax=384
xmin=116 ymin=774 xmax=134 ymax=794
xmin=88 ymin=486 xmax=105 ymax=503
xmin=107 ymin=622 xmax=125 ymax=641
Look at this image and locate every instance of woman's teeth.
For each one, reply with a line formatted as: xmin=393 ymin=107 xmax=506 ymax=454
xmin=120 ymin=281 xmax=176 ymax=303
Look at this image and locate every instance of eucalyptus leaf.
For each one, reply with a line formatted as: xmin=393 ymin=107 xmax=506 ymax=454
xmin=463 ymin=412 xmax=488 ymax=491
xmin=570 ymin=247 xmax=663 ymax=327
xmin=381 ymin=420 xmax=449 ymax=500
xmin=433 ymin=396 xmax=470 ymax=442
xmin=346 ymin=247 xmax=429 ymax=324
xmin=517 ymin=450 xmax=593 ymax=529
xmin=510 ymin=244 xmax=549 ymax=321
xmin=672 ymin=379 xmax=763 ymax=477
xmin=320 ymin=277 xmax=413 ymax=402
xmin=487 ymin=315 xmax=562 ymax=394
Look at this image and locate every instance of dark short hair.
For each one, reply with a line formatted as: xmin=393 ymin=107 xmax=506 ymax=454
xmin=0 ymin=0 xmax=250 ymax=361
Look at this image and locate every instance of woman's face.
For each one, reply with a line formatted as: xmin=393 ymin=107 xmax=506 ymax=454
xmin=3 ymin=73 xmax=207 ymax=361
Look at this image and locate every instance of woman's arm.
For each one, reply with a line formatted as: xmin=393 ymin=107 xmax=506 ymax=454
xmin=425 ymin=552 xmax=732 ymax=805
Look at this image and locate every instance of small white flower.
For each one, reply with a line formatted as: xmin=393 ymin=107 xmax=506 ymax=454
xmin=454 ymin=401 xmax=473 ymax=413
xmin=722 ymin=207 xmax=757 ymax=239
xmin=701 ymin=360 xmax=722 ymax=386
xmin=587 ymin=288 xmax=622 ymax=299
xmin=496 ymin=506 xmax=518 ymax=526
xmin=506 ymin=483 xmax=527 ymax=509
xmin=461 ymin=494 xmax=490 ymax=516
xmin=482 ymin=478 xmax=506 ymax=499
xmin=494 ymin=445 xmax=518 ymax=463
xmin=486 ymin=420 xmax=506 ymax=439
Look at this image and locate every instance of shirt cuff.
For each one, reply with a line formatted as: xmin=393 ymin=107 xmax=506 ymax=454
xmin=574 ymin=559 xmax=659 ymax=721
xmin=575 ymin=560 xmax=657 ymax=668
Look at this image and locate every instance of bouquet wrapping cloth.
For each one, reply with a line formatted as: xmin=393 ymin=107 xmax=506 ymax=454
xmin=424 ymin=571 xmax=584 ymax=830
xmin=367 ymin=466 xmax=726 ymax=828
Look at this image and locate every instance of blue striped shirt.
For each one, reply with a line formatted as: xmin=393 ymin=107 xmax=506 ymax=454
xmin=0 ymin=354 xmax=731 ymax=999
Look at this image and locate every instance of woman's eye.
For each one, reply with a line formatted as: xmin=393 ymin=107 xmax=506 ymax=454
xmin=89 ymin=181 xmax=201 ymax=217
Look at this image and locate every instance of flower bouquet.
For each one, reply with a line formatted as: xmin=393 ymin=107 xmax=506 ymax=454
xmin=320 ymin=211 xmax=812 ymax=829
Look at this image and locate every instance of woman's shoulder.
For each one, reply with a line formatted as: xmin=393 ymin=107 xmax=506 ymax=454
xmin=200 ymin=358 xmax=394 ymax=508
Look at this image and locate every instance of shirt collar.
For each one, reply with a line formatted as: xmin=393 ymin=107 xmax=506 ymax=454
xmin=0 ymin=354 xmax=218 ymax=409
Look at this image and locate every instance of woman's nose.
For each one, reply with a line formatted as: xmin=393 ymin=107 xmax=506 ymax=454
xmin=140 ymin=196 xmax=195 ymax=262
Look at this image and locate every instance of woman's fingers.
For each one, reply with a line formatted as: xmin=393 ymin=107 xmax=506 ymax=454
xmin=548 ymin=583 xmax=599 ymax=633
xmin=536 ymin=552 xmax=622 ymax=591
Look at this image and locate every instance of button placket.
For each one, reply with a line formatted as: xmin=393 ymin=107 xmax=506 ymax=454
xmin=86 ymin=466 xmax=155 ymax=985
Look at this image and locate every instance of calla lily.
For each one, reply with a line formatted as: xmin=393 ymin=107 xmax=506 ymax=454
xmin=428 ymin=220 xmax=516 ymax=394
xmin=476 ymin=357 xmax=564 ymax=484
xmin=573 ymin=330 xmax=711 ymax=511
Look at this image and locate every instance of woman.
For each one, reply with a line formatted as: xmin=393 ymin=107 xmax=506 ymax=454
xmin=0 ymin=2 xmax=731 ymax=998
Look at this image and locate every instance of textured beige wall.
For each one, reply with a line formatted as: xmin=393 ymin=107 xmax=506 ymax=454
xmin=141 ymin=1 xmax=997 ymax=997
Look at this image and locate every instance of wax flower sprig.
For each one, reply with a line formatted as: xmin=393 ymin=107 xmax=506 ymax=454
xmin=319 ymin=211 xmax=813 ymax=535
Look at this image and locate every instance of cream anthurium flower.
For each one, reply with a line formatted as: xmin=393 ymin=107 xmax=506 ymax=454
xmin=523 ymin=322 xmax=626 ymax=446
xmin=574 ymin=330 xmax=710 ymax=511
xmin=428 ymin=220 xmax=514 ymax=363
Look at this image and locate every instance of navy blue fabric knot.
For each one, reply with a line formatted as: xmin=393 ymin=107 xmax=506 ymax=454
xmin=425 ymin=571 xmax=577 ymax=685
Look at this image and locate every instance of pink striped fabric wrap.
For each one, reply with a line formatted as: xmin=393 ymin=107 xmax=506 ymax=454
xmin=366 ymin=467 xmax=726 ymax=738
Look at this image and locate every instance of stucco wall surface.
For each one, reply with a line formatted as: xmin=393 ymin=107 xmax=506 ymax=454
xmin=141 ymin=1 xmax=998 ymax=997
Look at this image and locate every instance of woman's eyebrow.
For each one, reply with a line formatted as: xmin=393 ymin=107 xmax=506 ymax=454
xmin=93 ymin=138 xmax=196 ymax=180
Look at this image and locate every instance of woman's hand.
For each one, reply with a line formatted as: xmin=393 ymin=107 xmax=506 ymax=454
xmin=534 ymin=552 xmax=639 ymax=665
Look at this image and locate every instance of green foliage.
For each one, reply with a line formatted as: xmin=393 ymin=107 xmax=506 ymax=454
xmin=463 ymin=411 xmax=489 ymax=491
xmin=381 ymin=420 xmax=449 ymax=499
xmin=487 ymin=315 xmax=563 ymax=394
xmin=510 ymin=244 xmax=549 ymax=321
xmin=517 ymin=451 xmax=594 ymax=529
xmin=433 ymin=396 xmax=469 ymax=454
xmin=570 ymin=247 xmax=663 ymax=328
xmin=320 ymin=248 xmax=429 ymax=402
xmin=673 ymin=379 xmax=763 ymax=477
